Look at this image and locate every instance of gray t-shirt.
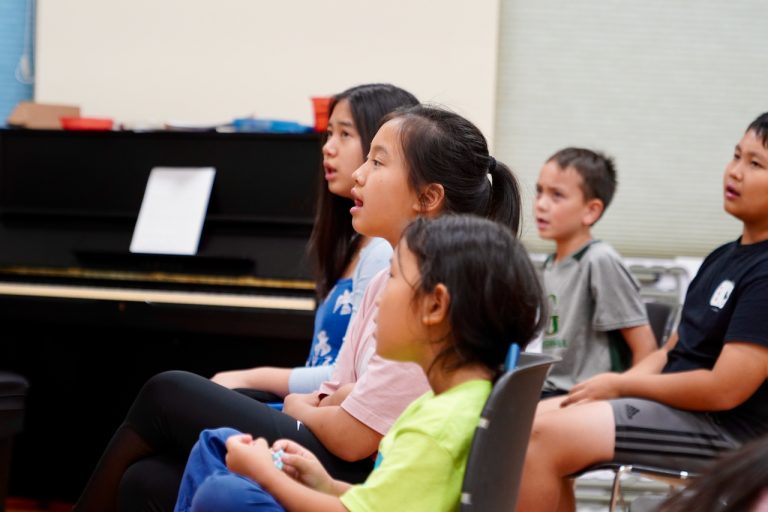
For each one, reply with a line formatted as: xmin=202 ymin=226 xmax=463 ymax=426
xmin=542 ymin=240 xmax=647 ymax=392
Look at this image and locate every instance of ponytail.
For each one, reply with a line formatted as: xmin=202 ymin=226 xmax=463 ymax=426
xmin=488 ymin=159 xmax=522 ymax=237
xmin=384 ymin=105 xmax=522 ymax=235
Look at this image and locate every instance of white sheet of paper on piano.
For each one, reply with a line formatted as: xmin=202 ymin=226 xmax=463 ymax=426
xmin=130 ymin=167 xmax=216 ymax=255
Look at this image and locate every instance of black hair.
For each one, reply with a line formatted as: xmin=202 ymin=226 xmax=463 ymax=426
xmin=747 ymin=112 xmax=768 ymax=149
xmin=382 ymin=105 xmax=522 ymax=236
xmin=547 ymin=147 xmax=617 ymax=223
xmin=403 ymin=215 xmax=546 ymax=378
xmin=308 ymin=84 xmax=418 ymax=298
xmin=659 ymin=435 xmax=768 ymax=512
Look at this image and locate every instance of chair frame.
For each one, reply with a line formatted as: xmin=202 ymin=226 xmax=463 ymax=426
xmin=579 ymin=463 xmax=696 ymax=511
xmin=460 ymin=352 xmax=558 ymax=512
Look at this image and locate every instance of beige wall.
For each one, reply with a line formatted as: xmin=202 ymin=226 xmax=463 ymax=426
xmin=495 ymin=0 xmax=766 ymax=257
xmin=35 ymin=0 xmax=500 ymax=140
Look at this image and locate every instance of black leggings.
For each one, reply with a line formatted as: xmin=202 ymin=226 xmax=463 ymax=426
xmin=74 ymin=370 xmax=373 ymax=512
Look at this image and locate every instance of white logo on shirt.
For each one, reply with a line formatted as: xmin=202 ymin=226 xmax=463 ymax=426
xmin=710 ymin=280 xmax=735 ymax=309
xmin=334 ymin=289 xmax=353 ymax=315
xmin=310 ymin=330 xmax=332 ymax=366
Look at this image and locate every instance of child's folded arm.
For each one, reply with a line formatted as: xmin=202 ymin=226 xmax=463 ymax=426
xmin=283 ymin=394 xmax=380 ymax=461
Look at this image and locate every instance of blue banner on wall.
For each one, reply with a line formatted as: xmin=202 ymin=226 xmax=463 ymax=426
xmin=0 ymin=0 xmax=35 ymax=126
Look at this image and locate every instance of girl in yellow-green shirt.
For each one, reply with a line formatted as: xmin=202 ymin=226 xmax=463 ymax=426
xmin=176 ymin=214 xmax=545 ymax=512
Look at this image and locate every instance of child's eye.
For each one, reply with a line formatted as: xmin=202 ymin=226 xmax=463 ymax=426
xmin=372 ymin=159 xmax=382 ymax=168
xmin=341 ymin=131 xmax=351 ymax=139
xmin=751 ymin=160 xmax=763 ymax=169
xmin=326 ymin=129 xmax=333 ymax=138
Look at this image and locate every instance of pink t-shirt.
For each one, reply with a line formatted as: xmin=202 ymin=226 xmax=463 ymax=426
xmin=319 ymin=269 xmax=430 ymax=436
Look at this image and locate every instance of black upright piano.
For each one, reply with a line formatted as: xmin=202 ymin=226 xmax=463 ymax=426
xmin=0 ymin=128 xmax=323 ymax=501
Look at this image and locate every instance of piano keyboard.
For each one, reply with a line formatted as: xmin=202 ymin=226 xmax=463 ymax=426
xmin=0 ymin=282 xmax=316 ymax=311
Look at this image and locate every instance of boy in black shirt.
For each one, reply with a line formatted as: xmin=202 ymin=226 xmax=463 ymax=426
xmin=517 ymin=112 xmax=768 ymax=512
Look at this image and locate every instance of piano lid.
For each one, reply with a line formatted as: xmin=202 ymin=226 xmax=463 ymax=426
xmin=0 ymin=129 xmax=324 ymax=285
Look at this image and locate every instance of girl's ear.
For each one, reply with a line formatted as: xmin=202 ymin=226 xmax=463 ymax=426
xmin=422 ymin=283 xmax=450 ymax=327
xmin=582 ymin=198 xmax=604 ymax=227
xmin=413 ymin=183 xmax=445 ymax=216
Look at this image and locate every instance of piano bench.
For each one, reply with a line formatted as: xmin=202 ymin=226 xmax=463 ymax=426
xmin=0 ymin=372 xmax=28 ymax=512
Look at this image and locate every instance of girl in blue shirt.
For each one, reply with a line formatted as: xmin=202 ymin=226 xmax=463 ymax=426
xmin=211 ymin=84 xmax=417 ymax=397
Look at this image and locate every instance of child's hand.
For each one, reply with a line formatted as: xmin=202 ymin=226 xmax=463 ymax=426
xmin=561 ymin=372 xmax=623 ymax=407
xmin=224 ymin=434 xmax=278 ymax=483
xmin=272 ymin=438 xmax=336 ymax=494
xmin=283 ymin=391 xmax=321 ymax=417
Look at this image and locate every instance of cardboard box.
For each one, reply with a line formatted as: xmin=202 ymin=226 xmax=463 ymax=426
xmin=7 ymin=101 xmax=80 ymax=129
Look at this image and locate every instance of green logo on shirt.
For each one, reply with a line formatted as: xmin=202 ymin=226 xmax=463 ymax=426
xmin=545 ymin=293 xmax=559 ymax=336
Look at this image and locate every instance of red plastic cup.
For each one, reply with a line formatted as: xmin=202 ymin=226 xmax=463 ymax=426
xmin=311 ymin=96 xmax=333 ymax=133
xmin=60 ymin=116 xmax=114 ymax=131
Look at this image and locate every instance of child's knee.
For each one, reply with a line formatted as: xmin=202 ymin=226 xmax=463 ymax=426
xmin=529 ymin=413 xmax=560 ymax=451
xmin=191 ymin=473 xmax=284 ymax=512
xmin=526 ymin=412 xmax=581 ymax=472
xmin=136 ymin=370 xmax=194 ymax=408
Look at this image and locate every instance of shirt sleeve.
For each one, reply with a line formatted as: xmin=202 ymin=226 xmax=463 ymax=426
xmin=287 ymin=365 xmax=334 ymax=394
xmin=340 ymin=355 xmax=429 ymax=435
xmin=726 ymin=274 xmax=768 ymax=347
xmin=589 ymin=248 xmax=648 ymax=331
xmin=341 ymin=431 xmax=457 ymax=512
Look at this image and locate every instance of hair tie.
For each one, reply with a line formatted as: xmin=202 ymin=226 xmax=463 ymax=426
xmin=486 ymin=156 xmax=496 ymax=188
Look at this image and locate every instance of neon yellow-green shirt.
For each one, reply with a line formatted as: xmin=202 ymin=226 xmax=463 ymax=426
xmin=340 ymin=379 xmax=491 ymax=512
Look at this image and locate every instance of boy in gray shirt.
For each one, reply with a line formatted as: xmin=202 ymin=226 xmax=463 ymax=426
xmin=534 ymin=148 xmax=656 ymax=394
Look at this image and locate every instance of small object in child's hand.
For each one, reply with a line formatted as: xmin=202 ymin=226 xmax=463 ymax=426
xmin=272 ymin=448 xmax=285 ymax=470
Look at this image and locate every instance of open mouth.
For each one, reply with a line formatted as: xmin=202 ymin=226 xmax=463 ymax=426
xmin=350 ymin=189 xmax=364 ymax=214
xmin=324 ymin=165 xmax=337 ymax=180
xmin=725 ymin=185 xmax=740 ymax=200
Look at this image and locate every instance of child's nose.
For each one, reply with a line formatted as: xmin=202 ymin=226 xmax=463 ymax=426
xmin=322 ymin=139 xmax=336 ymax=157
xmin=727 ymin=161 xmax=743 ymax=181
xmin=352 ymin=162 xmax=367 ymax=184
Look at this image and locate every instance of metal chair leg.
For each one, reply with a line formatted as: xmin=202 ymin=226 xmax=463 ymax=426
xmin=609 ymin=465 xmax=633 ymax=512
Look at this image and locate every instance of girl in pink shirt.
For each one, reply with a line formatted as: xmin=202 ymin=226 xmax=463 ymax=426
xmin=76 ymin=105 xmax=524 ymax=512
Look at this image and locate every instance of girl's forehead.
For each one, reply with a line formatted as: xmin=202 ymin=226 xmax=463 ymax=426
xmin=330 ymin=99 xmax=354 ymax=122
xmin=370 ymin=119 xmax=405 ymax=155
xmin=376 ymin=118 xmax=403 ymax=140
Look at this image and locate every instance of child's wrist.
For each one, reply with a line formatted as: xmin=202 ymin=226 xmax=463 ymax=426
xmin=330 ymin=477 xmax=352 ymax=496
xmin=615 ymin=373 xmax=630 ymax=397
xmin=257 ymin=466 xmax=287 ymax=494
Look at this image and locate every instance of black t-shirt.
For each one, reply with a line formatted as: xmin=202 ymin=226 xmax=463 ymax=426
xmin=664 ymin=238 xmax=768 ymax=441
